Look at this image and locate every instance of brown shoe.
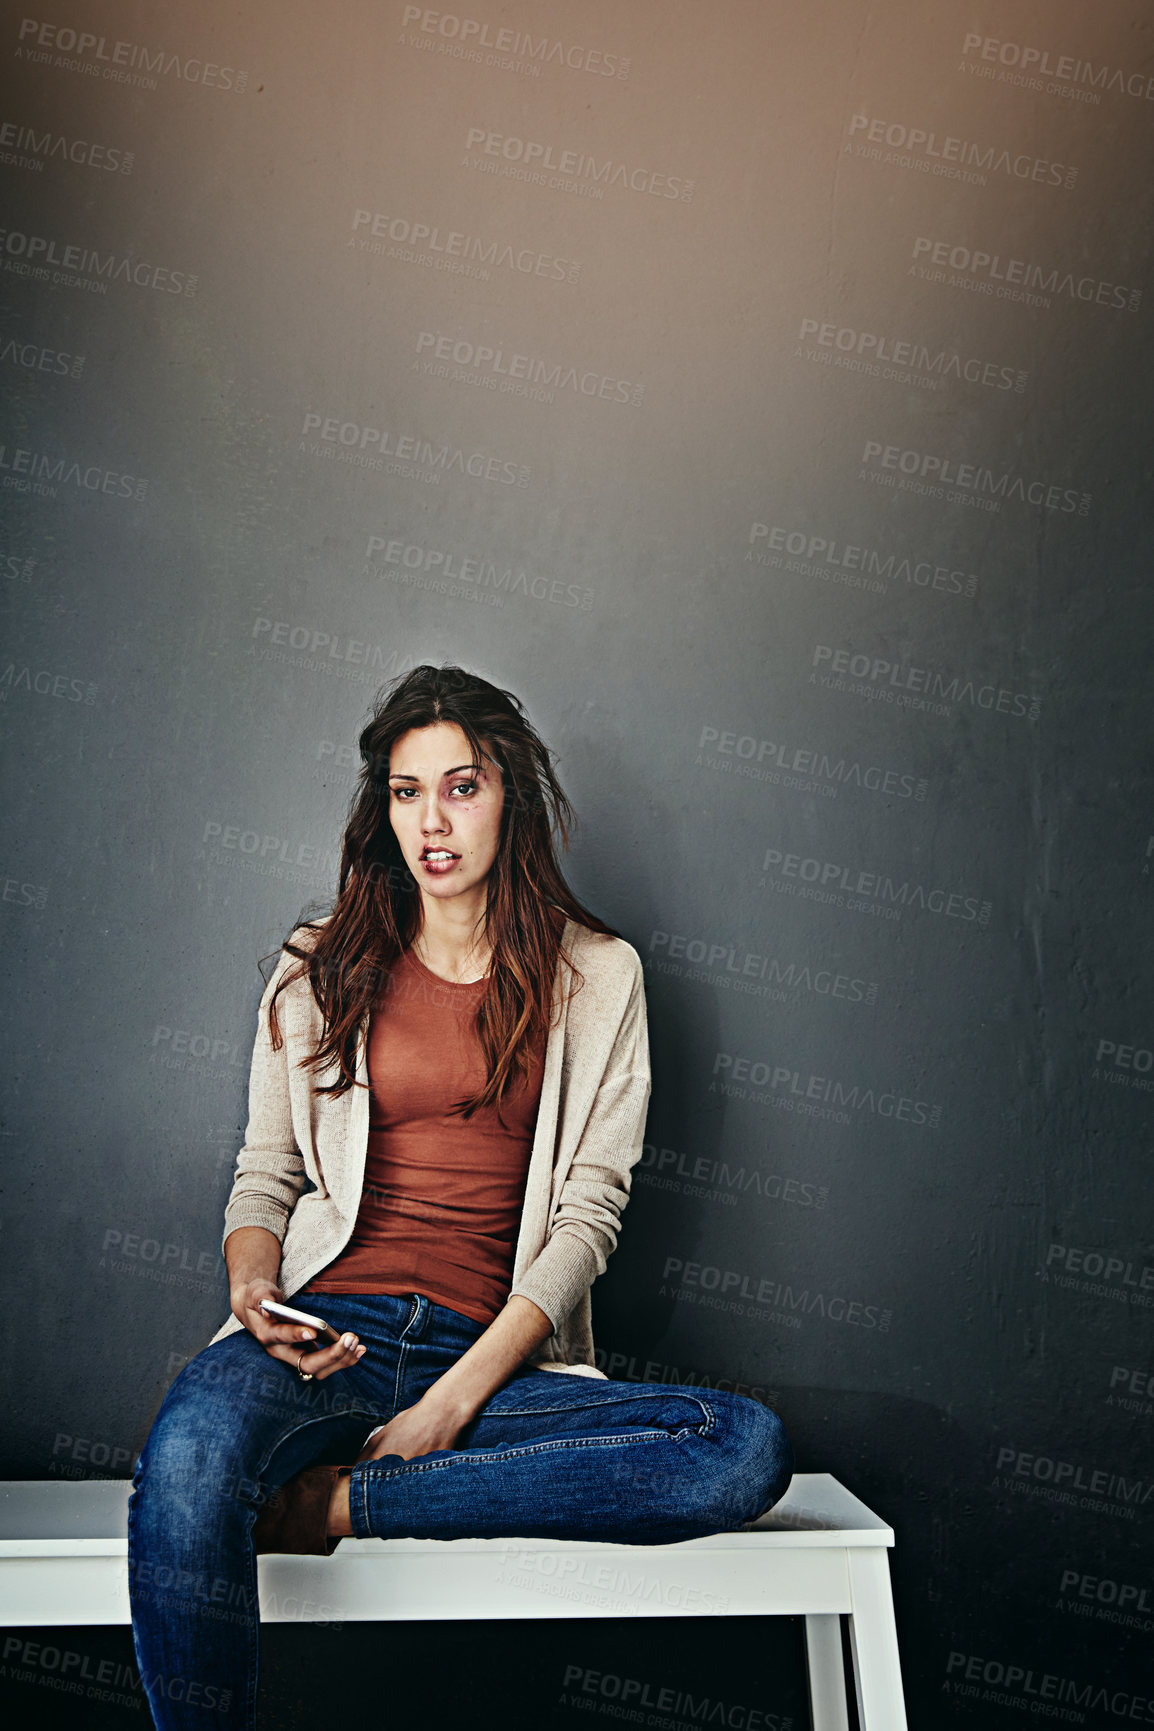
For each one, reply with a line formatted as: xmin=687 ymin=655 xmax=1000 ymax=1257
xmin=252 ymin=1465 xmax=350 ymax=1556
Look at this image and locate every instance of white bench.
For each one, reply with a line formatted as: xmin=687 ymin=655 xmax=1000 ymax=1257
xmin=0 ymin=1473 xmax=907 ymax=1729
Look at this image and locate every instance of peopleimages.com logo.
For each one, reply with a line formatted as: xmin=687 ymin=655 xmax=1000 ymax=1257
xmin=846 ymin=112 xmax=1077 ymax=189
xmin=14 ymin=18 xmax=248 ymax=92
xmin=462 ymin=127 xmax=693 ymax=200
xmin=759 ymin=844 xmax=991 ymax=929
xmin=711 ymin=1050 xmax=941 ymax=1128
xmin=300 ymin=411 xmax=530 ymax=487
xmin=696 ymin=722 xmax=927 ymax=803
xmin=415 ymin=330 xmax=644 ymax=406
xmin=365 ymin=536 xmax=593 ymax=612
xmin=909 ymin=236 xmax=1141 ymax=313
xmin=797 ymin=316 xmax=1026 ymax=392
xmin=0 ymin=661 xmax=96 ymax=703
xmin=959 ymin=32 xmax=1154 ymax=104
xmin=860 ymin=437 xmax=1091 ymax=516
xmin=558 ymin=1665 xmax=791 ymax=1731
xmin=649 ymin=927 xmax=879 ymax=1003
xmin=1041 ymin=1240 xmax=1154 ymax=1305
xmin=0 ymin=438 xmax=147 ymax=500
xmin=399 ymin=7 xmax=631 ymax=79
xmin=993 ymin=1444 xmax=1153 ymax=1519
xmin=811 ymin=641 xmax=1042 ymax=721
xmin=351 ymin=208 xmax=581 ymax=284
xmin=0 ymin=227 xmax=196 ymax=295
xmin=661 ymin=1256 xmax=893 ymax=1331
xmin=1060 ymin=1565 xmax=1153 ymax=1617
xmin=747 ymin=521 xmax=979 ymax=600
xmin=634 ymin=1140 xmax=829 ymax=1214
xmin=944 ymin=1650 xmax=1154 ymax=1721
xmin=0 ymin=119 xmax=133 ymax=174
xmin=1 ymin=334 xmax=84 ymax=378
xmin=1092 ymin=1037 xmax=1154 ymax=1093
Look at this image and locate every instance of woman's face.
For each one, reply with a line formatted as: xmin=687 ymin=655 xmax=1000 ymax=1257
xmin=387 ymin=721 xmax=504 ymax=906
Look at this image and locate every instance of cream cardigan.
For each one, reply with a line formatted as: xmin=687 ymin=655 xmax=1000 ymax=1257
xmin=209 ymin=920 xmax=651 ymax=1373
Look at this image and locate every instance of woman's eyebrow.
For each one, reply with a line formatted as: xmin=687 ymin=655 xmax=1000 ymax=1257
xmin=387 ymin=763 xmax=481 ymax=782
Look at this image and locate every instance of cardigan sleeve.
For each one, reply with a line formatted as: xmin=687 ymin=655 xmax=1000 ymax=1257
xmin=220 ymin=943 xmax=310 ymax=1252
xmin=509 ymin=947 xmax=651 ymax=1332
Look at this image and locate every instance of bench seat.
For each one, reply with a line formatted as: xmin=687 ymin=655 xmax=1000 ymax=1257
xmin=0 ymin=1472 xmax=907 ymax=1729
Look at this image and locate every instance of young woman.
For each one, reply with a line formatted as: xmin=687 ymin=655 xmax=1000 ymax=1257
xmin=128 ymin=664 xmax=793 ymax=1728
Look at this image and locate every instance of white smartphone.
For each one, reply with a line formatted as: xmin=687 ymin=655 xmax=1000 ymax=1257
xmin=258 ymin=1298 xmax=341 ymax=1346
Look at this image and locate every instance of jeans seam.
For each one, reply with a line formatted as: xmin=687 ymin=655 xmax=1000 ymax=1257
xmin=495 ymin=1394 xmax=717 ymax=1429
xmin=355 ymin=1468 xmax=371 ymax=1538
xmin=392 ymin=1341 xmax=410 ymax=1418
xmin=241 ymin=1504 xmax=260 ymax=1728
xmin=358 ymin=1428 xmax=708 ymax=1483
xmin=392 ymin=1295 xmax=424 ymax=1413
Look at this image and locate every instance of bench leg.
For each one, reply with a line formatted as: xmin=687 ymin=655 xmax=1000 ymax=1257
xmin=846 ymin=1550 xmax=908 ymax=1731
xmin=804 ymin=1614 xmax=850 ymax=1731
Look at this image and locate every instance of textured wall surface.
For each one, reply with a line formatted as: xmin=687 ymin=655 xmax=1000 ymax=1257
xmin=2 ymin=2 xmax=1151 ymax=1725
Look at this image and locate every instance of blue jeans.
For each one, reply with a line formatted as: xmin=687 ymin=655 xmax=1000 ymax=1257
xmin=128 ymin=1293 xmax=793 ymax=1729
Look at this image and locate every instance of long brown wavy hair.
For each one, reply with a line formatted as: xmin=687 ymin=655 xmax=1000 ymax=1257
xmin=266 ymin=663 xmax=616 ymax=1113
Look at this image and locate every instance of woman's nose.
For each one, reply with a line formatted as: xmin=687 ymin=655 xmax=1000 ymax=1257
xmin=420 ymin=796 xmax=448 ymax=833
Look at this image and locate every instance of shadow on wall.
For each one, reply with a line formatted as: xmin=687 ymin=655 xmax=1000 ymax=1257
xmin=780 ymin=1388 xmax=988 ymax=1687
xmin=781 ymin=1385 xmax=984 ymax=1509
xmin=594 ymin=973 xmax=725 ymax=1349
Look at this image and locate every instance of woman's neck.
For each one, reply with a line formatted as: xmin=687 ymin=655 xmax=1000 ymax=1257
xmin=412 ymin=892 xmax=492 ymax=983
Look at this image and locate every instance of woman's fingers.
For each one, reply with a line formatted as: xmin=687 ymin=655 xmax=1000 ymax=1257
xmin=241 ymin=1301 xmax=324 ymax=1349
xmin=251 ymin=1315 xmax=319 ymax=1347
xmin=236 ymin=1286 xmax=367 ymax=1378
xmin=265 ymin=1331 xmax=367 ymax=1381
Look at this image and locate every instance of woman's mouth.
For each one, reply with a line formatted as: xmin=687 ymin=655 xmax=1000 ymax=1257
xmin=420 ymin=847 xmax=460 ymax=876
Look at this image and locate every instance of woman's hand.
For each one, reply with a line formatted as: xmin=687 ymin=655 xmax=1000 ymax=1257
xmin=355 ymin=1296 xmax=555 ymax=1463
xmin=232 ymin=1275 xmax=367 ymax=1381
xmin=356 ymin=1393 xmax=468 ymax=1463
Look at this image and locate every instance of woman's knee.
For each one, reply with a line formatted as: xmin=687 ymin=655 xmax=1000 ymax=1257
xmin=707 ymin=1393 xmax=794 ymax=1524
xmin=137 ymin=1414 xmax=254 ymax=1529
xmin=135 ymin=1355 xmax=267 ymax=1521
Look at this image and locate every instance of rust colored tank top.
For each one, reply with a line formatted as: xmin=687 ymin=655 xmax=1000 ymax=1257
xmin=303 ymin=949 xmax=544 ymax=1325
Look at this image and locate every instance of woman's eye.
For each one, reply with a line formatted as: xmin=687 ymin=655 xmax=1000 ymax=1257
xmin=389 ymin=780 xmax=478 ymax=798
